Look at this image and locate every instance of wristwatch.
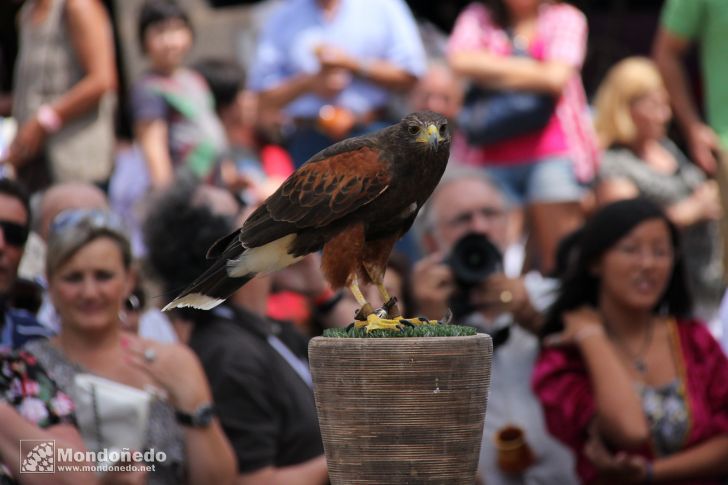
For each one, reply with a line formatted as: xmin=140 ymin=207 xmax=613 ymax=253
xmin=175 ymin=403 xmax=215 ymax=428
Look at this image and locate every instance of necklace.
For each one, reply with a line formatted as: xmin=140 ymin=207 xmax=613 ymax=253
xmin=606 ymin=318 xmax=655 ymax=374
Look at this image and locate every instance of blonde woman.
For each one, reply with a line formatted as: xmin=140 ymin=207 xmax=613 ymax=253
xmin=594 ymin=56 xmax=723 ymax=321
xmin=25 ymin=209 xmax=236 ymax=484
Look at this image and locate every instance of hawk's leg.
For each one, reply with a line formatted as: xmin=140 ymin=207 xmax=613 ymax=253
xmin=348 ymin=278 xmax=404 ymax=332
xmin=376 ymin=284 xmax=402 ymax=319
xmin=350 ymin=277 xmax=375 ymax=320
xmin=369 ymin=278 xmax=438 ymax=327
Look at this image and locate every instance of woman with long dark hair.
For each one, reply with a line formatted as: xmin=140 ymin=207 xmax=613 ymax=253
xmin=534 ymin=198 xmax=728 ymax=484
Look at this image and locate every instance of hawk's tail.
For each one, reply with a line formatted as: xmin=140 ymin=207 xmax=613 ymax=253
xmin=162 ymin=258 xmax=255 ymax=312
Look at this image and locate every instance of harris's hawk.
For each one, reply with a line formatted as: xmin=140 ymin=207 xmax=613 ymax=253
xmin=163 ymin=111 xmax=450 ymax=331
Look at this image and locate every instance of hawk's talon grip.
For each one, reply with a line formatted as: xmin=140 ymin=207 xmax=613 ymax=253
xmin=354 ymin=303 xmax=375 ymax=321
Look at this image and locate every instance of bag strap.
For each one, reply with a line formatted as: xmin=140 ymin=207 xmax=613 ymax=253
xmin=90 ymin=383 xmax=105 ymax=450
xmin=267 ymin=335 xmax=313 ymax=389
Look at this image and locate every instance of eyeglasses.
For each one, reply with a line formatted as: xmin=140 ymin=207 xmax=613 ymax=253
xmin=0 ymin=220 xmax=29 ymax=247
xmin=445 ymin=207 xmax=506 ymax=229
xmin=50 ymin=209 xmax=125 ymax=238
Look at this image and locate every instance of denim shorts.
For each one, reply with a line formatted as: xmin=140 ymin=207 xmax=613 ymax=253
xmin=484 ymin=156 xmax=585 ymax=206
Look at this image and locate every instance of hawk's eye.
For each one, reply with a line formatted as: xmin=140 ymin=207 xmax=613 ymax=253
xmin=439 ymin=123 xmax=448 ymax=136
xmin=408 ymin=125 xmax=420 ymax=135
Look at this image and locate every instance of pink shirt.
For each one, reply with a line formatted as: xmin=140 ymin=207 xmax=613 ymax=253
xmin=448 ymin=3 xmax=600 ymax=182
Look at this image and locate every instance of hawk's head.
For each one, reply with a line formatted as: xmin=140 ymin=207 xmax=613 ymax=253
xmin=400 ymin=111 xmax=451 ymax=152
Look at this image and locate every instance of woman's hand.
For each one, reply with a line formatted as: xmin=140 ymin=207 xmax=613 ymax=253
xmin=584 ymin=423 xmax=649 ymax=484
xmin=686 ymin=122 xmax=720 ymax=175
xmin=5 ymin=118 xmax=46 ymax=167
xmin=121 ymin=335 xmax=211 ymax=413
xmin=691 ymin=180 xmax=722 ymax=221
xmin=544 ymin=306 xmax=605 ymax=347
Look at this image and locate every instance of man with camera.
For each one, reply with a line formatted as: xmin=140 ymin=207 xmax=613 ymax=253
xmin=413 ymin=168 xmax=578 ymax=485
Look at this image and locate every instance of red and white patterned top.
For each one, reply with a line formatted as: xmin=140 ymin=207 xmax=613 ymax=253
xmin=448 ymin=2 xmax=600 ymax=182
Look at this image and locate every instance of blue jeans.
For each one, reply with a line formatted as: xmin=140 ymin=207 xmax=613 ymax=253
xmin=484 ymin=156 xmax=585 ymax=206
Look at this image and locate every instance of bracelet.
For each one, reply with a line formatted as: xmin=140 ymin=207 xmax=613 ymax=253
xmin=36 ymin=104 xmax=62 ymax=133
xmin=573 ymin=325 xmax=605 ymax=344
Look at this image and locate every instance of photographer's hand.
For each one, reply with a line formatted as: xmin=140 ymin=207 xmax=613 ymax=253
xmin=472 ymin=274 xmax=527 ymax=311
xmin=412 ymin=252 xmax=454 ymax=321
xmin=471 ymin=275 xmax=543 ymax=333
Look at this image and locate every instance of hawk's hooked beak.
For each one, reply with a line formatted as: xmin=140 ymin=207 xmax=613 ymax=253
xmin=417 ymin=123 xmax=443 ymax=149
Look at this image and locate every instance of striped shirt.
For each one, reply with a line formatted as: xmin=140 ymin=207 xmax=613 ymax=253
xmin=1 ymin=308 xmax=52 ymax=351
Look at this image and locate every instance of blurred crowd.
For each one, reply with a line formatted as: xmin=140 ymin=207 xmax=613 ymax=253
xmin=1 ymin=0 xmax=728 ymax=484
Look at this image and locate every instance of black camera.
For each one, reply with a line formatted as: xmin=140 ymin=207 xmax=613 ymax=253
xmin=446 ymin=233 xmax=503 ymax=319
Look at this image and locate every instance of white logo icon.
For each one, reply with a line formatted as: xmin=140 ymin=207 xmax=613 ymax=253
xmin=20 ymin=440 xmax=55 ymax=473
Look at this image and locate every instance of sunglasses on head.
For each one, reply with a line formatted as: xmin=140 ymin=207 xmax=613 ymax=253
xmin=0 ymin=220 xmax=29 ymax=247
xmin=50 ymin=209 xmax=125 ymax=237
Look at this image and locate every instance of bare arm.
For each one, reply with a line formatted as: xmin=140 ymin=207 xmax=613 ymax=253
xmin=3 ymin=0 xmax=116 ymax=166
xmin=53 ymin=0 xmax=117 ymax=123
xmin=318 ymin=52 xmax=417 ymax=92
xmin=183 ymin=420 xmax=238 ymax=485
xmin=352 ymin=59 xmax=418 ymax=92
xmin=448 ymin=52 xmax=573 ymax=97
xmin=123 ymin=338 xmax=237 ymax=485
xmin=236 ymin=455 xmax=328 ymax=485
xmin=665 ymin=180 xmax=721 ymax=228
xmin=653 ymin=28 xmax=720 ymax=172
xmin=580 ymin=334 xmax=649 ymax=449
xmin=595 ymin=178 xmax=640 ymax=206
xmin=559 ymin=308 xmax=649 ymax=450
xmin=653 ymin=435 xmax=728 ymax=482
xmin=597 ymin=176 xmax=720 ymax=228
xmin=653 ymin=29 xmax=701 ymax=138
xmin=135 ymin=119 xmax=173 ymax=189
xmin=0 ymin=403 xmax=95 ymax=485
xmin=258 ymin=73 xmax=319 ymax=112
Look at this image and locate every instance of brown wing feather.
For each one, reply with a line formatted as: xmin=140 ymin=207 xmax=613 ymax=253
xmin=267 ymin=146 xmax=390 ymax=227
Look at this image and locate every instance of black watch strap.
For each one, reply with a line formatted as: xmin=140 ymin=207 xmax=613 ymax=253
xmin=175 ymin=403 xmax=215 ymax=428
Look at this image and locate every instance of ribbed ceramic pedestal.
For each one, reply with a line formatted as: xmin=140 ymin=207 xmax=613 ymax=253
xmin=309 ymin=334 xmax=492 ymax=485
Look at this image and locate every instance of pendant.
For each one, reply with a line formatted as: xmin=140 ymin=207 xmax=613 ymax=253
xmin=634 ymin=360 xmax=647 ymax=374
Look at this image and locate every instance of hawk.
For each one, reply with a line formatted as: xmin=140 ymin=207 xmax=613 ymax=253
xmin=163 ymin=111 xmax=450 ymax=331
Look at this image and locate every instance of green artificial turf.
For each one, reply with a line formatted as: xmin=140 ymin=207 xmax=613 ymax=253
xmin=323 ymin=324 xmax=477 ymax=338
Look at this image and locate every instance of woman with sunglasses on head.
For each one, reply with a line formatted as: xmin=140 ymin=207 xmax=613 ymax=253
xmin=24 ymin=209 xmax=236 ymax=485
xmin=533 ymin=198 xmax=728 ymax=484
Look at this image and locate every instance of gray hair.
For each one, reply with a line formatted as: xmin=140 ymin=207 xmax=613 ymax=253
xmin=412 ymin=165 xmax=507 ymax=247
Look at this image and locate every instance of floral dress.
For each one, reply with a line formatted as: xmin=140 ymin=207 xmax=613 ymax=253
xmin=0 ymin=350 xmax=76 ymax=484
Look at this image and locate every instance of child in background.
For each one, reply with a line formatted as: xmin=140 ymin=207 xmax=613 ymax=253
xmin=132 ymin=0 xmax=227 ymax=189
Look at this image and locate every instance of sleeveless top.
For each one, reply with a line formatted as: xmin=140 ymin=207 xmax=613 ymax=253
xmin=24 ymin=339 xmax=186 ymax=485
xmin=12 ymin=0 xmax=115 ymax=183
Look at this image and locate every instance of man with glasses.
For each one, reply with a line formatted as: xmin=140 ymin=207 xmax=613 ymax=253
xmin=0 ymin=178 xmax=50 ymax=350
xmin=412 ymin=168 xmax=578 ymax=485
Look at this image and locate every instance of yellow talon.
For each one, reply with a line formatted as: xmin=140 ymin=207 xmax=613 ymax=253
xmin=394 ymin=316 xmax=440 ymax=326
xmin=353 ymin=314 xmax=405 ymax=332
